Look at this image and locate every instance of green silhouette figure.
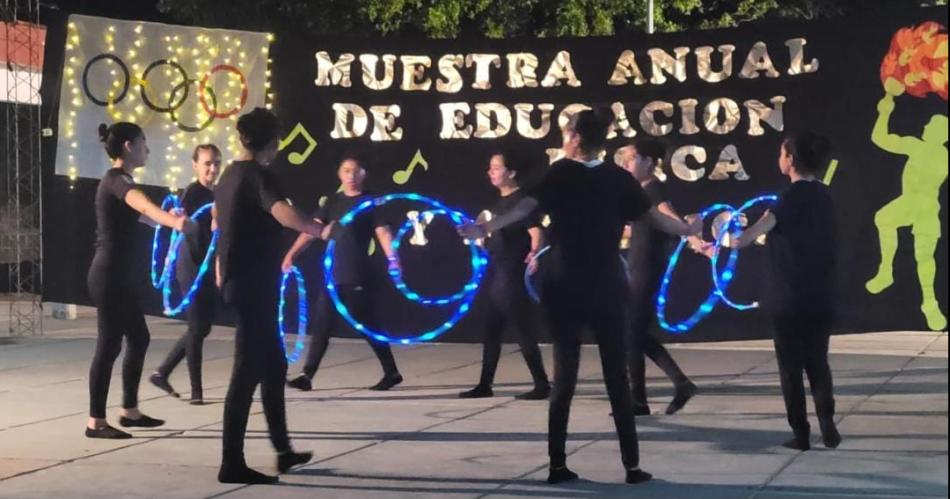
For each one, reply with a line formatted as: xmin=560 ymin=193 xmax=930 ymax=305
xmin=868 ymin=78 xmax=948 ymax=331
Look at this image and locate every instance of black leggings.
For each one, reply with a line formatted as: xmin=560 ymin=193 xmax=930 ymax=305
xmin=301 ymin=285 xmax=398 ymax=380
xmin=627 ymin=260 xmax=689 ymax=405
xmin=475 ymin=265 xmax=547 ymax=388
xmin=221 ymin=280 xmax=291 ymax=463
xmin=87 ymin=259 xmax=151 ymax=419
xmin=773 ymin=314 xmax=836 ymax=435
xmin=545 ymin=286 xmax=640 ymax=470
xmin=156 ymin=274 xmax=216 ymax=396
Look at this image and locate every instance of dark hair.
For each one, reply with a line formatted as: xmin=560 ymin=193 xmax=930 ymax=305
xmin=782 ymin=132 xmax=832 ymax=174
xmin=236 ymin=107 xmax=280 ymax=152
xmin=489 ymin=147 xmax=532 ymax=174
xmin=632 ymin=139 xmax=667 ymax=165
xmin=565 ymin=108 xmax=613 ymax=153
xmin=339 ymin=152 xmax=367 ymax=171
xmin=97 ymin=122 xmax=143 ymax=160
xmin=192 ymin=143 xmax=222 ymax=162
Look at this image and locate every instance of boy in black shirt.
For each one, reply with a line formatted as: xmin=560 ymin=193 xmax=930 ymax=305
xmin=459 ymin=150 xmax=550 ymax=400
xmin=615 ymin=140 xmax=697 ymax=415
xmin=285 ymin=156 xmax=403 ymax=392
xmin=214 ymin=109 xmax=324 ymax=484
xmin=732 ymin=132 xmax=841 ymax=451
xmin=461 ymin=110 xmax=701 ymax=485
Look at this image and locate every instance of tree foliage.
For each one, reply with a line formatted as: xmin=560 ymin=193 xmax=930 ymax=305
xmin=154 ymin=0 xmax=948 ymax=37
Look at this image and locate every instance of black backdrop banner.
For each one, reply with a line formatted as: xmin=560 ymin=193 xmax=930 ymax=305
xmin=43 ymin=7 xmax=948 ymax=343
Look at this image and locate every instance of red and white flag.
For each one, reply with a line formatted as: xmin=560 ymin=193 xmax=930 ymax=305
xmin=1 ymin=20 xmax=46 ymax=105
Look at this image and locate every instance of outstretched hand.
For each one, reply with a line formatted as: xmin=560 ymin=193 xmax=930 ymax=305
xmin=458 ymin=223 xmax=488 ymax=241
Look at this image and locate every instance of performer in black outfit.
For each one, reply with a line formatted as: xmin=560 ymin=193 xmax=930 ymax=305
xmin=614 ymin=140 xmax=697 ymax=415
xmin=150 ymin=144 xmax=222 ymax=405
xmin=214 ymin=108 xmax=323 ymax=484
xmin=285 ymin=155 xmax=403 ymax=392
xmin=732 ymin=132 xmax=842 ymax=452
xmin=86 ymin=122 xmax=191 ymax=439
xmin=460 ymin=110 xmax=701 ymax=485
xmin=459 ymin=150 xmax=550 ymax=400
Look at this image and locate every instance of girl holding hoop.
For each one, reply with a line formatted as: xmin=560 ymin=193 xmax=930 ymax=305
xmin=86 ymin=122 xmax=191 ymax=439
xmin=460 ymin=109 xmax=700 ymax=485
xmin=458 ymin=149 xmax=550 ymax=400
xmin=731 ymin=132 xmax=841 ymax=452
xmin=150 ymin=144 xmax=222 ymax=405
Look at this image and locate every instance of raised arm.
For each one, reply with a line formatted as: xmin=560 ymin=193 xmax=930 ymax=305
xmin=125 ymin=189 xmax=188 ymax=231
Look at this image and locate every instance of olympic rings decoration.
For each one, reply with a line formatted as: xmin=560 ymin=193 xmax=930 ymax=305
xmin=82 ymin=54 xmax=130 ymax=106
xmin=81 ymin=54 xmax=248 ymax=127
xmin=711 ymin=195 xmax=778 ymax=311
xmin=150 ymin=193 xmax=181 ymax=289
xmin=656 ymin=194 xmax=777 ymax=333
xmin=389 ymin=209 xmax=485 ymax=306
xmin=139 ymin=59 xmax=189 ymax=113
xmin=278 ymin=266 xmax=308 ymax=363
xmin=323 ymin=193 xmax=487 ymax=345
xmin=199 ymin=65 xmax=248 ymax=119
xmin=168 ymin=83 xmax=218 ymax=133
xmin=162 ymin=203 xmax=218 ymax=317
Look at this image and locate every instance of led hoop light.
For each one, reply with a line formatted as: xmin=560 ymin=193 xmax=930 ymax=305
xmin=711 ymin=194 xmax=778 ymax=311
xmin=278 ymin=266 xmax=308 ymax=363
xmin=656 ymin=203 xmax=736 ymax=334
xmin=524 ymin=245 xmax=551 ymax=304
xmin=324 ymin=193 xmax=487 ymax=345
xmin=390 ymin=209 xmax=485 ymax=305
xmin=150 ymin=194 xmax=181 ymax=288
xmin=162 ymin=203 xmax=217 ymax=316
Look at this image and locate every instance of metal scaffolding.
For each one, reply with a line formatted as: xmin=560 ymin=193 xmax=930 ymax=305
xmin=1 ymin=0 xmax=43 ymax=335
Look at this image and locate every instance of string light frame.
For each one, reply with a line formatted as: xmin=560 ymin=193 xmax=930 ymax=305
xmin=323 ymin=193 xmax=487 ymax=345
xmin=389 ymin=209 xmax=486 ymax=306
xmin=60 ymin=20 xmax=274 ymax=190
xmin=278 ymin=265 xmax=308 ymax=363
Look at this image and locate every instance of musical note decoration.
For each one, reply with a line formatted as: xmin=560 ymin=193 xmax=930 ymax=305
xmin=393 ymin=149 xmax=429 ymax=185
xmin=279 ymin=123 xmax=318 ymax=165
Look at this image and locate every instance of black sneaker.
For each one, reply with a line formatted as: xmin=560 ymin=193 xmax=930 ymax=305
xmin=149 ymin=373 xmax=179 ymax=398
xmin=118 ymin=414 xmax=165 ymax=428
xmin=665 ymin=381 xmax=697 ymax=415
xmin=286 ymin=374 xmax=313 ymax=392
xmin=369 ymin=373 xmax=403 ymax=391
xmin=515 ymin=385 xmax=550 ymax=400
xmin=85 ymin=424 xmax=132 ymax=439
xmin=820 ymin=419 xmax=842 ymax=449
xmin=458 ymin=385 xmax=493 ymax=398
xmin=277 ymin=450 xmax=313 ymax=473
xmin=218 ymin=463 xmax=278 ymax=484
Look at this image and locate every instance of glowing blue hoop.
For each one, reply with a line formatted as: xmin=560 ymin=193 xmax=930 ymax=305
xmin=389 ymin=209 xmax=485 ymax=306
xmin=324 ymin=193 xmax=487 ymax=344
xmin=161 ymin=203 xmax=217 ymax=316
xmin=524 ymin=245 xmax=551 ymax=304
xmin=278 ymin=266 xmax=308 ymax=363
xmin=711 ymin=194 xmax=778 ymax=311
xmin=150 ymin=193 xmax=180 ymax=288
xmin=656 ymin=203 xmax=736 ymax=334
